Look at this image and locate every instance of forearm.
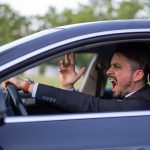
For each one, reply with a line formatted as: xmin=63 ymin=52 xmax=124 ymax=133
xmin=35 ymin=84 xmax=102 ymax=112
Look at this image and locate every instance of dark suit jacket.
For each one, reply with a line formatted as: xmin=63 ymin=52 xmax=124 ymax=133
xmin=35 ymin=84 xmax=150 ymax=112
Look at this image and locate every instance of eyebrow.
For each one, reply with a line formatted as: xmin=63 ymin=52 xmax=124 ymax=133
xmin=112 ymin=63 xmax=122 ymax=68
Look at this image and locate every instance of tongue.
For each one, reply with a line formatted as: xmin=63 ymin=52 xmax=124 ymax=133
xmin=112 ymin=81 xmax=116 ymax=88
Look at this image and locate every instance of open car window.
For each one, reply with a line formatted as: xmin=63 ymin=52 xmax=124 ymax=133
xmin=2 ymin=40 xmax=150 ymax=116
xmin=13 ymin=52 xmax=96 ymax=115
xmin=22 ymin=53 xmax=94 ymax=90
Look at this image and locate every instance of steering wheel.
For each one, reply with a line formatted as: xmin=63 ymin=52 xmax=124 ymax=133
xmin=7 ymin=83 xmax=28 ymax=116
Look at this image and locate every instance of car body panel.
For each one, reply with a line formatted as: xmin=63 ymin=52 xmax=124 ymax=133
xmin=1 ymin=111 xmax=150 ymax=150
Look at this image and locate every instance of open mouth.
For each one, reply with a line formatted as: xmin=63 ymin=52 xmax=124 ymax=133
xmin=109 ymin=77 xmax=117 ymax=89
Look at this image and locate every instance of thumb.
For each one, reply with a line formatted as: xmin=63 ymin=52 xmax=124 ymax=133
xmin=77 ymin=67 xmax=86 ymax=79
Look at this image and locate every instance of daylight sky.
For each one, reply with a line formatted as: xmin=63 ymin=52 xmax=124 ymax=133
xmin=1 ymin=0 xmax=89 ymax=16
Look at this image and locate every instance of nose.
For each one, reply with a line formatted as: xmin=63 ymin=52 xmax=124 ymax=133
xmin=106 ymin=66 xmax=112 ymax=76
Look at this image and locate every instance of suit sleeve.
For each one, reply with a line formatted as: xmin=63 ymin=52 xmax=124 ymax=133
xmin=35 ymin=84 xmax=150 ymax=112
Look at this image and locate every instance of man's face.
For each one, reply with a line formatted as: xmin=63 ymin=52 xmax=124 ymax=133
xmin=106 ymin=53 xmax=136 ymax=98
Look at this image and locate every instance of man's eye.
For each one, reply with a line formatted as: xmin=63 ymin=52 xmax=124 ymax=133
xmin=114 ymin=65 xmax=121 ymax=69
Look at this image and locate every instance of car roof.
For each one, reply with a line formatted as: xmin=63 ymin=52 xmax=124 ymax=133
xmin=1 ymin=19 xmax=150 ymax=52
xmin=1 ymin=19 xmax=150 ymax=80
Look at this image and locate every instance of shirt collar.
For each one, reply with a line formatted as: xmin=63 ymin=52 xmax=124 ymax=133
xmin=125 ymin=91 xmax=136 ymax=97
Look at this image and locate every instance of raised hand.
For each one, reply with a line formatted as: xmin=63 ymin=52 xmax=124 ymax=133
xmin=58 ymin=53 xmax=86 ymax=90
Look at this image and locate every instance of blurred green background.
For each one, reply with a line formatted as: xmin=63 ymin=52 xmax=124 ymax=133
xmin=1 ymin=0 xmax=150 ymax=45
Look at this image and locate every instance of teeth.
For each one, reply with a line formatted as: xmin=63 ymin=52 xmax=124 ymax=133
xmin=108 ymin=77 xmax=116 ymax=88
xmin=109 ymin=78 xmax=115 ymax=81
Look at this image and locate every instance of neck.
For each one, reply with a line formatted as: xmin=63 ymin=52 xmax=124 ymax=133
xmin=129 ymin=81 xmax=146 ymax=94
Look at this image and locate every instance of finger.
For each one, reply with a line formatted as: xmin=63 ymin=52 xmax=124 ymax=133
xmin=70 ymin=53 xmax=75 ymax=65
xmin=58 ymin=68 xmax=65 ymax=73
xmin=65 ymin=54 xmax=70 ymax=64
xmin=1 ymin=81 xmax=8 ymax=92
xmin=59 ymin=60 xmax=65 ymax=69
xmin=77 ymin=67 xmax=86 ymax=79
xmin=58 ymin=69 xmax=63 ymax=74
xmin=58 ymin=68 xmax=62 ymax=72
xmin=58 ymin=68 xmax=67 ymax=75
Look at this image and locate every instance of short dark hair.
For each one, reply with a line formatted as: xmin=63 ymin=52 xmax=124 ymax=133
xmin=115 ymin=42 xmax=150 ymax=83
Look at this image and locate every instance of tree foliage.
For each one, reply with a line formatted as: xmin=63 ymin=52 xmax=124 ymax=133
xmin=0 ymin=4 xmax=31 ymax=45
xmin=1 ymin=0 xmax=150 ymax=44
xmin=1 ymin=0 xmax=150 ymax=69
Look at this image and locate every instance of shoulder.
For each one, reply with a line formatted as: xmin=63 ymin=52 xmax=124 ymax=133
xmin=126 ymin=85 xmax=150 ymax=100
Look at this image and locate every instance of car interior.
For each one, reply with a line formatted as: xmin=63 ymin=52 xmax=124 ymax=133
xmin=2 ymin=40 xmax=150 ymax=116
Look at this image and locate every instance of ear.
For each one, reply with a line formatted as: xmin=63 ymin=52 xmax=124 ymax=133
xmin=133 ymin=70 xmax=144 ymax=82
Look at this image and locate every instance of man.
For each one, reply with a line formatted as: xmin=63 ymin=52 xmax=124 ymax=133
xmin=1 ymin=42 xmax=150 ymax=112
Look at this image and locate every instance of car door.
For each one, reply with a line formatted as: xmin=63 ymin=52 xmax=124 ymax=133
xmin=1 ymin=112 xmax=150 ymax=150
